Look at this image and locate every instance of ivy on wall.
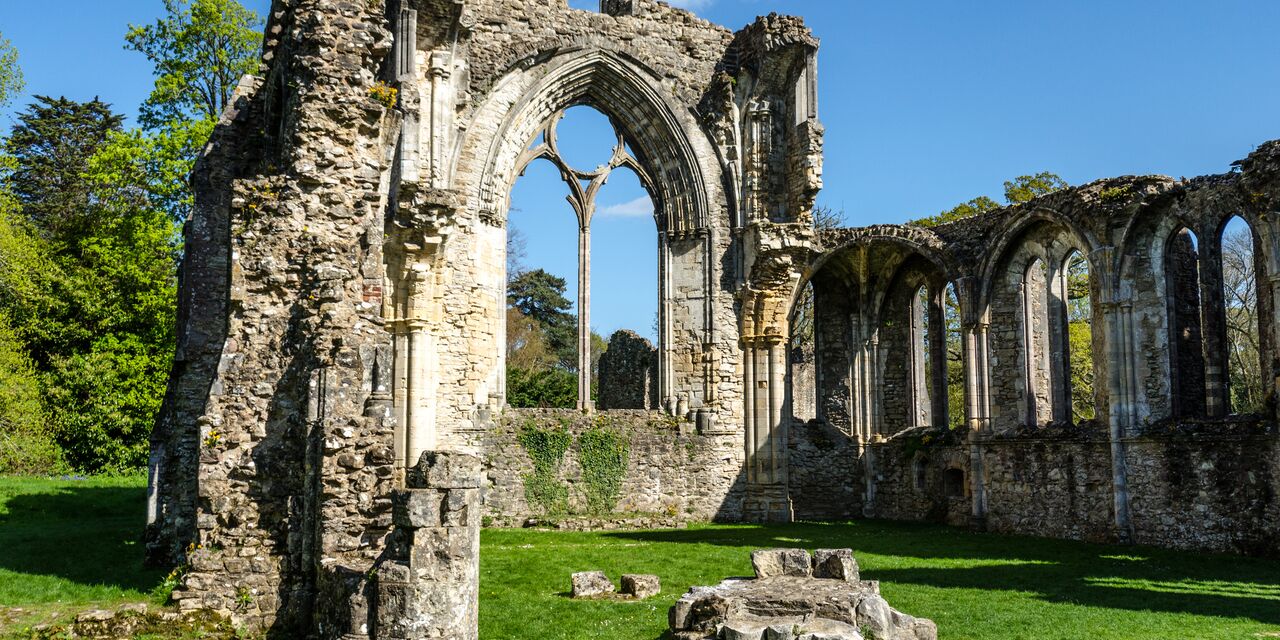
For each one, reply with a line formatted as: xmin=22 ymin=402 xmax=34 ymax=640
xmin=516 ymin=419 xmax=571 ymax=515
xmin=578 ymin=417 xmax=630 ymax=515
xmin=514 ymin=415 xmax=632 ymax=517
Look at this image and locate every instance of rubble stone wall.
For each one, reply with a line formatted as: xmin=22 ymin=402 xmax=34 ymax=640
xmin=478 ymin=409 xmax=746 ymax=523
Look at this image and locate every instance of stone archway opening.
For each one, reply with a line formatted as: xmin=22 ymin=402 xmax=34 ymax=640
xmin=504 ymin=104 xmax=662 ymax=410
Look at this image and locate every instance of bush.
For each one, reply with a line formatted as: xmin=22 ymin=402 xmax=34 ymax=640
xmin=507 ymin=366 xmax=576 ymax=409
xmin=0 ymin=313 xmax=64 ymax=474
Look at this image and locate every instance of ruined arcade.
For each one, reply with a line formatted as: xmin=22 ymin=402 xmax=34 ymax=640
xmin=144 ymin=0 xmax=1280 ymax=635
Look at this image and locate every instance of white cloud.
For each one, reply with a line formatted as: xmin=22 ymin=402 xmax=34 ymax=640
xmin=598 ymin=196 xmax=653 ymax=219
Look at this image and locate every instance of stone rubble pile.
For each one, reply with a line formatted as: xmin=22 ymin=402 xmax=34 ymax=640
xmin=669 ymin=549 xmax=936 ymax=640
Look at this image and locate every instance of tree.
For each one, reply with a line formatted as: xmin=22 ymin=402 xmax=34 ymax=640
xmin=1221 ymin=225 xmax=1264 ymax=414
xmin=125 ymin=0 xmax=261 ymax=222
xmin=5 ymin=97 xmax=125 ymax=247
xmin=508 ymin=269 xmax=577 ymax=369
xmin=126 ymin=0 xmax=263 ymax=128
xmin=1005 ymin=172 xmax=1069 ymax=205
xmin=912 ymin=173 xmax=1067 ymax=227
xmin=912 ymin=196 xmax=1000 ymax=228
xmin=0 ymin=32 xmax=23 ymax=108
xmin=1065 ymin=253 xmax=1095 ymax=422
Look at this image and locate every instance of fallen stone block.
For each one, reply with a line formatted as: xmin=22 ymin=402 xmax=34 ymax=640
xmin=812 ymin=549 xmax=859 ymax=581
xmin=751 ymin=548 xmax=812 ymax=579
xmin=571 ymin=571 xmax=615 ymax=598
xmin=621 ymin=574 xmax=661 ymax=599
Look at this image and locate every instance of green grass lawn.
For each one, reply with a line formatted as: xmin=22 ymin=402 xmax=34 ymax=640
xmin=2 ymin=476 xmax=1279 ymax=639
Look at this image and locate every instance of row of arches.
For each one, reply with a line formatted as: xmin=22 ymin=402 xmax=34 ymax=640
xmin=798 ymin=210 xmax=1269 ymax=437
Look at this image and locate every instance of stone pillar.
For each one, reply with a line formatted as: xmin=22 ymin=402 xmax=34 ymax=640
xmin=1198 ymin=238 xmax=1230 ymax=417
xmin=375 ymin=451 xmax=482 ymax=640
xmin=1100 ymin=297 xmax=1135 ymax=543
xmin=767 ymin=335 xmax=787 ymax=485
xmin=577 ymin=224 xmax=593 ymax=410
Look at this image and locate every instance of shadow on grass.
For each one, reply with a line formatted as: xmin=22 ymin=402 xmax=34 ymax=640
xmin=604 ymin=520 xmax=1280 ymax=626
xmin=0 ymin=484 xmax=164 ymax=594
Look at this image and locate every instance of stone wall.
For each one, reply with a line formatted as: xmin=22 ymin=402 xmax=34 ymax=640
xmin=858 ymin=425 xmax=1280 ymax=554
xmin=1126 ymin=424 xmax=1280 ymax=554
xmin=479 ymin=409 xmax=746 ymax=523
xmin=597 ymin=331 xmax=658 ymax=410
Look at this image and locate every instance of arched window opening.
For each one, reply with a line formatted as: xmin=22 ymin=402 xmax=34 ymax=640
xmin=506 ymin=158 xmax=580 ymax=408
xmin=913 ymin=457 xmax=927 ymax=491
xmin=910 ymin=285 xmax=932 ymax=427
xmin=944 ymin=283 xmax=965 ymax=430
xmin=592 ymin=165 xmax=659 ymax=409
xmin=506 ymin=105 xmax=661 ymax=410
xmin=1022 ymin=258 xmax=1053 ymax=425
xmin=1166 ymin=227 xmax=1205 ymax=418
xmin=788 ymin=280 xmax=818 ymax=423
xmin=943 ymin=468 xmax=966 ymax=498
xmin=1221 ymin=216 xmax=1264 ymax=414
xmin=1064 ymin=251 xmax=1095 ymax=423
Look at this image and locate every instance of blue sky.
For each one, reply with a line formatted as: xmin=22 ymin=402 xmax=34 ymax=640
xmin=2 ymin=1 xmax=1278 ymax=342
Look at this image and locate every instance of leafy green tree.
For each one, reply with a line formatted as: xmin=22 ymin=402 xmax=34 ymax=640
xmin=125 ymin=0 xmax=261 ymax=222
xmin=0 ymin=32 xmax=23 ymax=108
xmin=5 ymin=97 xmax=124 ymax=247
xmin=506 ymin=366 xmax=578 ymax=409
xmin=912 ymin=196 xmax=1000 ymax=228
xmin=508 ymin=269 xmax=578 ymax=370
xmin=1065 ymin=253 xmax=1095 ymax=422
xmin=912 ymin=173 xmax=1068 ymax=227
xmin=0 ymin=313 xmax=63 ymax=474
xmin=1005 ymin=172 xmax=1069 ymax=205
xmin=126 ymin=0 xmax=263 ymax=128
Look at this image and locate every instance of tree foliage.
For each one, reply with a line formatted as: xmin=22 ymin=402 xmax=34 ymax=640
xmin=6 ymin=97 xmax=125 ymax=247
xmin=0 ymin=1 xmax=261 ymax=474
xmin=1222 ymin=224 xmax=1265 ymax=414
xmin=508 ymin=268 xmax=578 ymax=371
xmin=126 ymin=0 xmax=263 ymax=128
xmin=0 ymin=33 xmax=23 ymax=108
xmin=912 ymin=173 xmax=1067 ymax=227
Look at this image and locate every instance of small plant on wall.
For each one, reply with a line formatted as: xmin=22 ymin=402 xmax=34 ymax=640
xmin=578 ymin=416 xmax=630 ymax=515
xmin=517 ymin=419 xmax=572 ymax=515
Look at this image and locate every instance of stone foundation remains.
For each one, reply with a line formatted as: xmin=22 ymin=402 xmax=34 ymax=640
xmin=669 ymin=549 xmax=936 ymax=640
xmin=145 ymin=0 xmax=1280 ymax=635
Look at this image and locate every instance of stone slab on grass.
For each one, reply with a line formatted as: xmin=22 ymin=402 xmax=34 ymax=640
xmin=571 ymin=571 xmax=615 ymax=598
xmin=621 ymin=574 xmax=661 ymax=599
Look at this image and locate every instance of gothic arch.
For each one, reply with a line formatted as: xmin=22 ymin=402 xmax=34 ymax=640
xmin=458 ymin=45 xmax=717 ymax=235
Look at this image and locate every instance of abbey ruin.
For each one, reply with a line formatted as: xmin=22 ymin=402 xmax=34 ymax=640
xmin=143 ymin=0 xmax=1280 ymax=635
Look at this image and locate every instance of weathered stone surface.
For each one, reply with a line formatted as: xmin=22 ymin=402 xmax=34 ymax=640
xmin=597 ymin=331 xmax=659 ymax=410
xmin=621 ymin=574 xmax=661 ymax=599
xmin=670 ymin=551 xmax=934 ymax=640
xmin=571 ymin=571 xmax=616 ymax=599
xmin=751 ymin=549 xmax=812 ymax=579
xmin=812 ymin=549 xmax=858 ymax=581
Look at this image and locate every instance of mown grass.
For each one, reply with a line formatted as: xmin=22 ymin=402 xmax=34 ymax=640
xmin=0 ymin=475 xmax=165 ymax=633
xmin=2 ymin=476 xmax=1279 ymax=639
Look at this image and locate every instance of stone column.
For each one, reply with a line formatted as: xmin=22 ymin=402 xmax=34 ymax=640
xmin=1100 ymin=297 xmax=1135 ymax=543
xmin=1047 ymin=260 xmax=1071 ymax=423
xmin=577 ymin=223 xmax=593 ymax=410
xmin=376 ymin=451 xmax=482 ymax=640
xmin=1198 ymin=239 xmax=1230 ymax=417
xmin=767 ymin=335 xmax=787 ymax=485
